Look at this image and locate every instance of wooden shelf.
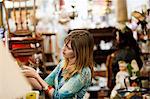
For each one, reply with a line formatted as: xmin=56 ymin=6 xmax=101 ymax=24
xmin=94 ymin=71 xmax=106 ymax=77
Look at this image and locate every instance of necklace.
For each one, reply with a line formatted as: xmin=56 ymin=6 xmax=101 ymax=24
xmin=62 ymin=64 xmax=75 ymax=75
xmin=62 ymin=69 xmax=68 ymax=74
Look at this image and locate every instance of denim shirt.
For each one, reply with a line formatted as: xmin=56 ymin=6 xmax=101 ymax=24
xmin=44 ymin=60 xmax=91 ymax=99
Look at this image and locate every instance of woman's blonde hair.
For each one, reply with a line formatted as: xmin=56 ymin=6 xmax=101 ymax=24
xmin=63 ymin=30 xmax=94 ymax=80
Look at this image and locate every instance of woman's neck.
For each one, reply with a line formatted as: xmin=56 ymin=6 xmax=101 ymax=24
xmin=68 ymin=57 xmax=76 ymax=66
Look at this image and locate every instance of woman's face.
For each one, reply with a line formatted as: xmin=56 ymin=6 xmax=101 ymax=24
xmin=62 ymin=41 xmax=75 ymax=59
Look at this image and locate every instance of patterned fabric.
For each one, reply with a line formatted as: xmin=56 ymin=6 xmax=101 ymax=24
xmin=44 ymin=60 xmax=91 ymax=99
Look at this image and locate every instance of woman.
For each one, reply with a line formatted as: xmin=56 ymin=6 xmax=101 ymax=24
xmin=110 ymin=26 xmax=143 ymax=89
xmin=22 ymin=30 xmax=94 ymax=99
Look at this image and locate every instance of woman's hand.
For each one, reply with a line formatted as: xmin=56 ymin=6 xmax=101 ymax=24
xmin=22 ymin=66 xmax=39 ymax=79
xmin=22 ymin=66 xmax=53 ymax=95
xmin=22 ymin=66 xmax=43 ymax=90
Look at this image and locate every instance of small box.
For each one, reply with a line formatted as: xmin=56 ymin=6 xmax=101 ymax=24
xmin=24 ymin=91 xmax=39 ymax=99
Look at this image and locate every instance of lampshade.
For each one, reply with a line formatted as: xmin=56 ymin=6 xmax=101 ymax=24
xmin=0 ymin=41 xmax=31 ymax=99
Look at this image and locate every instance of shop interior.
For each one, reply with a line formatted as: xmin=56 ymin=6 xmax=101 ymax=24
xmin=0 ymin=0 xmax=150 ymax=98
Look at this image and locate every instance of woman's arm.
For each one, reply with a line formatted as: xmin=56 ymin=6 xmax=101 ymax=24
xmin=22 ymin=62 xmax=63 ymax=97
xmin=27 ymin=77 xmax=43 ymax=90
xmin=22 ymin=66 xmax=54 ymax=96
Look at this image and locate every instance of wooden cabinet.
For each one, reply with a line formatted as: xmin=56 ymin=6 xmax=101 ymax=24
xmin=8 ymin=37 xmax=45 ymax=68
xmin=83 ymin=27 xmax=117 ymax=98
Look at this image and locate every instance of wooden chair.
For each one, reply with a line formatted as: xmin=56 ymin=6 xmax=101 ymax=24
xmin=2 ymin=0 xmax=47 ymax=75
xmin=3 ymin=0 xmax=37 ymax=37
xmin=2 ymin=0 xmax=40 ymax=63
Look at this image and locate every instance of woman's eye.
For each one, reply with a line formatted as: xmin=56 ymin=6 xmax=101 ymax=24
xmin=67 ymin=46 xmax=71 ymax=50
xmin=66 ymin=45 xmax=72 ymax=50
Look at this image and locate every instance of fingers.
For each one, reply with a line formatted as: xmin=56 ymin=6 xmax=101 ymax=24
xmin=22 ymin=68 xmax=39 ymax=79
xmin=22 ymin=69 xmax=33 ymax=77
xmin=22 ymin=66 xmax=36 ymax=71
